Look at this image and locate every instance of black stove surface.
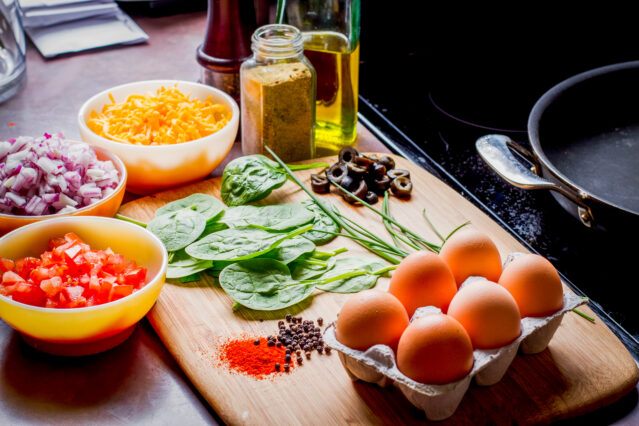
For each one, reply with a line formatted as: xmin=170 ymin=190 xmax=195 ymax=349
xmin=358 ymin=7 xmax=639 ymax=356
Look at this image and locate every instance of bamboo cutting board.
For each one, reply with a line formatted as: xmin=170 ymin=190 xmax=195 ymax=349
xmin=118 ymin=154 xmax=638 ymax=425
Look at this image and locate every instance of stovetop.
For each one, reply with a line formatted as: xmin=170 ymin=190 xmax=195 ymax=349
xmin=358 ymin=7 xmax=639 ymax=357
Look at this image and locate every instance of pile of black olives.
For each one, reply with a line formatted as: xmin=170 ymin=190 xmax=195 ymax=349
xmin=310 ymin=147 xmax=412 ymax=204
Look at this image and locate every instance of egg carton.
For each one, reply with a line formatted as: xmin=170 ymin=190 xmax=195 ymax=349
xmin=323 ymin=255 xmax=588 ymax=421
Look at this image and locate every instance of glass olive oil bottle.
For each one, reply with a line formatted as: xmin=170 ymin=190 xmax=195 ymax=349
xmin=303 ymin=31 xmax=359 ymax=150
xmin=283 ymin=0 xmax=361 ymax=154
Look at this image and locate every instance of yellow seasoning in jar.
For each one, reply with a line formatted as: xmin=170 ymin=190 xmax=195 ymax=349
xmin=240 ymin=24 xmax=316 ymax=163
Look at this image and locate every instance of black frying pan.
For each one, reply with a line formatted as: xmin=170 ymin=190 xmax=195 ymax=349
xmin=476 ymin=61 xmax=639 ymax=232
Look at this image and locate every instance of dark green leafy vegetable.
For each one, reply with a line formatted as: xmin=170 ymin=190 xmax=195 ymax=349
xmin=219 ymin=204 xmax=314 ymax=231
xmin=155 ymin=193 xmax=225 ymax=221
xmin=147 ymin=208 xmax=206 ymax=252
xmin=221 ymin=155 xmax=287 ymax=206
xmin=219 ymin=258 xmax=315 ymax=311
xmin=220 ymin=155 xmax=328 ymax=206
xmin=316 ymin=257 xmax=390 ymax=293
xmin=185 ymin=224 xmax=313 ymax=261
xmin=301 ymin=199 xmax=340 ymax=244
xmin=290 ymin=257 xmax=336 ymax=281
xmin=262 ymin=236 xmax=315 ymax=264
xmin=167 ymin=259 xmax=214 ymax=279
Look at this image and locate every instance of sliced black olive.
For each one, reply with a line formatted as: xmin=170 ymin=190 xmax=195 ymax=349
xmin=353 ymin=155 xmax=374 ymax=169
xmin=390 ymin=176 xmax=413 ymax=197
xmin=340 ymin=174 xmax=357 ymax=191
xmin=342 ymin=179 xmax=367 ymax=204
xmin=311 ymin=173 xmax=330 ymax=193
xmin=364 ymin=191 xmax=379 ymax=204
xmin=370 ymin=162 xmax=386 ymax=177
xmin=378 ymin=155 xmax=395 ymax=170
xmin=387 ymin=169 xmax=410 ymax=180
xmin=326 ymin=163 xmax=348 ymax=185
xmin=364 ymin=154 xmax=380 ymax=162
xmin=346 ymin=161 xmax=367 ymax=178
xmin=338 ymin=146 xmax=359 ymax=164
xmin=370 ymin=175 xmax=391 ymax=194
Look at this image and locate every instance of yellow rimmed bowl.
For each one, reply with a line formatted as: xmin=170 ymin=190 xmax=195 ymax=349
xmin=77 ymin=79 xmax=240 ymax=194
xmin=0 ymin=142 xmax=127 ymax=236
xmin=0 ymin=216 xmax=167 ymax=356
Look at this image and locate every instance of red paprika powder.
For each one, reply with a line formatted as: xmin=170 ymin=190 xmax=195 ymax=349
xmin=218 ymin=337 xmax=295 ymax=379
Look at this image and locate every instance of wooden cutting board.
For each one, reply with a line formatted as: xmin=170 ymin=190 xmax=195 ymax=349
xmin=118 ymin=154 xmax=638 ymax=425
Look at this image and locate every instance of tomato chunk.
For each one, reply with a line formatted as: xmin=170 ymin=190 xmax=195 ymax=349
xmin=0 ymin=233 xmax=147 ymax=309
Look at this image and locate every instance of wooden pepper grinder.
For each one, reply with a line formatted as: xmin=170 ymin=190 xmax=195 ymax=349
xmin=196 ymin=0 xmax=269 ymax=103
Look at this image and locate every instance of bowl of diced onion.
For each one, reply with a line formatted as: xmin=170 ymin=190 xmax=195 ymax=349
xmin=0 ymin=134 xmax=127 ymax=236
xmin=77 ymin=80 xmax=240 ymax=194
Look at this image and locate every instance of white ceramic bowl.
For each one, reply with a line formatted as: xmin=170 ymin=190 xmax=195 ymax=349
xmin=78 ymin=80 xmax=239 ymax=194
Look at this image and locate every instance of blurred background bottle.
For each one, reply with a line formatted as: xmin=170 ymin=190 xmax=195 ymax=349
xmin=282 ymin=0 xmax=360 ymax=154
xmin=196 ymin=0 xmax=270 ymax=104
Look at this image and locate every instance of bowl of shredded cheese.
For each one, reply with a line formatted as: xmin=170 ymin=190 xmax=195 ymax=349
xmin=78 ymin=80 xmax=239 ymax=194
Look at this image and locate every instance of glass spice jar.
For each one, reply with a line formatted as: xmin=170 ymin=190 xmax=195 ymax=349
xmin=240 ymin=24 xmax=316 ymax=163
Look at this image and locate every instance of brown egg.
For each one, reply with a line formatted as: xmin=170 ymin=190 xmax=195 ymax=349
xmin=388 ymin=251 xmax=457 ymax=316
xmin=439 ymin=228 xmax=502 ymax=287
xmin=336 ymin=289 xmax=409 ymax=351
xmin=498 ymin=253 xmax=564 ymax=317
xmin=447 ymin=279 xmax=521 ymax=349
xmin=397 ymin=312 xmax=474 ymax=385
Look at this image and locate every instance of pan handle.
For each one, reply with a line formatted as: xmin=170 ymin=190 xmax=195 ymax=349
xmin=476 ymin=134 xmax=594 ymax=227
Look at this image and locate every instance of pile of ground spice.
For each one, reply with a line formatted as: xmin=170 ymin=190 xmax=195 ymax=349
xmin=216 ymin=315 xmax=332 ymax=380
xmin=217 ymin=336 xmax=295 ymax=380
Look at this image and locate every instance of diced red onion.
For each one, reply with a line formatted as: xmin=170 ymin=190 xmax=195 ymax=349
xmin=0 ymin=134 xmax=120 ymax=216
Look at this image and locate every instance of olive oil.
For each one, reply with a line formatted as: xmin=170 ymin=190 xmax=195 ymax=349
xmin=303 ymin=31 xmax=359 ymax=153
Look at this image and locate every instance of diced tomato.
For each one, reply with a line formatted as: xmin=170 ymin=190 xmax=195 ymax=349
xmin=40 ymin=276 xmax=63 ymax=298
xmin=0 ymin=234 xmax=147 ymax=309
xmin=0 ymin=258 xmax=14 ymax=274
xmin=109 ymin=285 xmax=133 ymax=302
xmin=8 ymin=282 xmax=46 ymax=307
xmin=14 ymin=257 xmax=39 ymax=279
xmin=2 ymin=271 xmax=25 ymax=285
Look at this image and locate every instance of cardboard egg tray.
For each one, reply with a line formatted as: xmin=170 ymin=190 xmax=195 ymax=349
xmin=323 ymin=253 xmax=589 ymax=421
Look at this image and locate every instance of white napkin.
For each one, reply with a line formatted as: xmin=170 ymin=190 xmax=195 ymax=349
xmin=18 ymin=0 xmax=149 ymax=58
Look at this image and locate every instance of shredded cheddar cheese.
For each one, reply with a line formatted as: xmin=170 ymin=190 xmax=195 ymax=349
xmin=87 ymin=86 xmax=230 ymax=145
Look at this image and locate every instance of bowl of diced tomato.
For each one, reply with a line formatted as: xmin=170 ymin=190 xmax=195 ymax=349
xmin=0 ymin=216 xmax=167 ymax=356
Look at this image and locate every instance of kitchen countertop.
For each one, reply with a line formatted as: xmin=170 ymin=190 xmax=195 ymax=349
xmin=1 ymin=7 xmax=637 ymax=426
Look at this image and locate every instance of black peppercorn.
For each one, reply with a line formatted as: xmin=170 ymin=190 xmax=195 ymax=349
xmin=254 ymin=339 xmax=260 ymax=345
xmin=275 ymin=363 xmax=281 ymax=371
xmin=285 ymin=354 xmax=291 ymax=362
xmin=285 ymin=314 xmax=292 ymax=322
xmin=317 ymin=317 xmax=323 ymax=326
xmin=284 ymin=363 xmax=290 ymax=372
xmin=297 ymin=356 xmax=303 ymax=364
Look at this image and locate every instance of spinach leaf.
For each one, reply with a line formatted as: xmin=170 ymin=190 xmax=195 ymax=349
xmin=220 ymin=204 xmax=314 ymax=231
xmin=301 ymin=199 xmax=341 ymax=245
xmin=168 ymin=249 xmax=200 ymax=267
xmin=317 ymin=257 xmax=390 ymax=293
xmin=220 ymin=155 xmax=287 ymax=206
xmin=147 ymin=208 xmax=206 ymax=252
xmin=167 ymin=259 xmax=214 ymax=279
xmin=185 ymin=224 xmax=312 ymax=261
xmin=219 ymin=258 xmax=315 ymax=311
xmin=155 ymin=193 xmax=225 ymax=221
xmin=261 ymin=236 xmax=316 ymax=264
xmin=290 ymin=257 xmax=336 ymax=281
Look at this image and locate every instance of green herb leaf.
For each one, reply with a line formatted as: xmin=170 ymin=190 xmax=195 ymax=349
xmin=290 ymin=257 xmax=336 ymax=281
xmin=147 ymin=208 xmax=206 ymax=252
xmin=219 ymin=258 xmax=315 ymax=311
xmin=167 ymin=259 xmax=214 ymax=279
xmin=317 ymin=257 xmax=390 ymax=293
xmin=220 ymin=204 xmax=314 ymax=231
xmin=301 ymin=199 xmax=341 ymax=245
xmin=261 ymin=236 xmax=316 ymax=264
xmin=185 ymin=224 xmax=312 ymax=261
xmin=220 ymin=155 xmax=287 ymax=206
xmin=155 ymin=193 xmax=225 ymax=221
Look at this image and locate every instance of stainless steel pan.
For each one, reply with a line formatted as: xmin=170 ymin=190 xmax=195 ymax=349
xmin=477 ymin=61 xmax=639 ymax=232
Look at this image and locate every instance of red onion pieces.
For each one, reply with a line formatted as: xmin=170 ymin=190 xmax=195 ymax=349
xmin=0 ymin=134 xmax=120 ymax=216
